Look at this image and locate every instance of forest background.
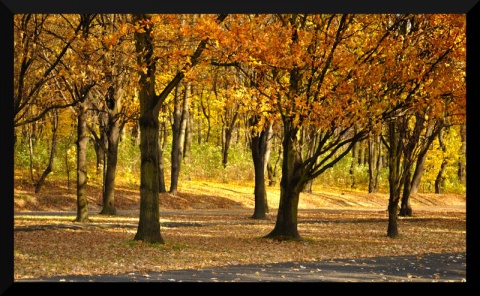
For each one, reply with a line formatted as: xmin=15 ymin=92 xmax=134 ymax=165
xmin=7 ymin=10 xmax=471 ymax=282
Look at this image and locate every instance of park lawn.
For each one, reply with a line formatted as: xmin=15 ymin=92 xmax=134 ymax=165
xmin=13 ymin=177 xmax=466 ymax=280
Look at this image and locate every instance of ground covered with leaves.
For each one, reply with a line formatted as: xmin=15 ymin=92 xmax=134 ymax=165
xmin=14 ymin=178 xmax=466 ymax=281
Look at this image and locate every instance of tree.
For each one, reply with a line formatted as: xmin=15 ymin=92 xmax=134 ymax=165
xmin=14 ymin=14 xmax=86 ymax=193
xmin=367 ymin=131 xmax=383 ymax=193
xmin=196 ymin=85 xmax=214 ymax=143
xmin=70 ymin=14 xmax=98 ymax=223
xmin=132 ymin=13 xmax=228 ymax=243
xmin=14 ymin=14 xmax=83 ymax=128
xmin=157 ymin=104 xmax=169 ymax=193
xmin=170 ymin=82 xmax=190 ymax=195
xmin=132 ymin=13 xmax=164 ymax=243
xmin=372 ymin=14 xmax=466 ymax=237
xmin=89 ymin=112 xmax=108 ymax=175
xmin=261 ymin=14 xmax=386 ymax=240
xmin=457 ymin=124 xmax=466 ymax=182
xmin=34 ymin=109 xmax=58 ymax=193
xmin=266 ymin=130 xmax=282 ymax=187
xmin=216 ymin=14 xmax=384 ymax=239
xmin=20 ymin=14 xmax=101 ymax=222
xmin=96 ymin=14 xmax=139 ymax=215
xmin=217 ymin=79 xmax=241 ymax=169
xmin=398 ymin=113 xmax=443 ymax=216
xmin=45 ymin=14 xmax=99 ymax=223
xmin=434 ymin=127 xmax=448 ymax=194
xmin=249 ymin=115 xmax=272 ymax=219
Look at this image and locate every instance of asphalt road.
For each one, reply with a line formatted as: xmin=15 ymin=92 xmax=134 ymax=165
xmin=15 ymin=252 xmax=466 ymax=283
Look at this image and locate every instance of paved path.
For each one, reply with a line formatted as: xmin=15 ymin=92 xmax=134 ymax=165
xmin=16 ymin=252 xmax=466 ymax=283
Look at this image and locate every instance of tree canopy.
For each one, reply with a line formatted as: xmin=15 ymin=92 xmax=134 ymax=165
xmin=13 ymin=13 xmax=466 ymax=241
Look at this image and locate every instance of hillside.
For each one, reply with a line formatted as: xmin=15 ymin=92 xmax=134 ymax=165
xmin=14 ymin=176 xmax=466 ymax=213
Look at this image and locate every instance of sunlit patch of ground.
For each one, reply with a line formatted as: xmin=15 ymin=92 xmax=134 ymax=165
xmin=14 ymin=176 xmax=466 ymax=213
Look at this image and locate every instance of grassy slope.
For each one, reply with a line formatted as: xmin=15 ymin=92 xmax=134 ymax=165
xmin=14 ymin=175 xmax=466 ymax=213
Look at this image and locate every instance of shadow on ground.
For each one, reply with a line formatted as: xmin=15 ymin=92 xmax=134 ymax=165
xmin=15 ymin=252 xmax=466 ymax=283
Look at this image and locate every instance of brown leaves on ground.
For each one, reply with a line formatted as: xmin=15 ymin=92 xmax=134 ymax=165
xmin=14 ymin=210 xmax=466 ymax=280
xmin=14 ymin=179 xmax=466 ymax=280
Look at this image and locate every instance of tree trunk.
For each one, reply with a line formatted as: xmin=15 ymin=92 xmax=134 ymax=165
xmin=457 ymin=124 xmax=466 ymax=182
xmin=183 ymin=85 xmax=193 ymax=165
xmin=265 ymin=180 xmax=303 ymax=240
xmin=135 ymin=111 xmax=163 ymax=243
xmin=35 ymin=110 xmax=58 ymax=193
xmin=387 ymin=200 xmax=400 ymax=238
xmin=184 ymin=114 xmax=192 ymax=165
xmin=74 ymin=101 xmax=90 ymax=223
xmin=373 ymin=134 xmax=382 ymax=191
xmin=357 ymin=141 xmax=364 ymax=166
xmin=397 ymin=117 xmax=417 ymax=218
xmin=65 ymin=148 xmax=71 ymax=189
xmin=221 ymin=112 xmax=238 ymax=169
xmin=133 ymin=13 xmax=227 ymax=243
xmin=221 ymin=127 xmax=232 ymax=168
xmin=158 ymin=120 xmax=167 ymax=193
xmin=262 ymin=123 xmax=272 ymax=212
xmin=401 ymin=118 xmax=442 ymax=215
xmin=367 ymin=134 xmax=376 ymax=193
xmin=386 ymin=120 xmax=402 ymax=238
xmin=263 ymin=123 xmax=273 ymax=179
xmin=435 ymin=128 xmax=448 ymax=194
xmin=99 ymin=116 xmax=121 ymax=215
xmin=92 ymin=115 xmax=107 ymax=175
xmin=131 ymin=120 xmax=140 ymax=147
xmin=395 ymin=114 xmax=421 ymax=219
xmin=410 ymin=150 xmax=427 ymax=194
xmin=267 ymin=164 xmax=278 ymax=186
xmin=170 ymin=85 xmax=182 ymax=195
xmin=265 ymin=125 xmax=304 ymax=240
xmin=196 ymin=102 xmax=203 ymax=145
xmin=205 ymin=115 xmax=211 ymax=143
xmin=170 ymin=83 xmax=189 ymax=195
xmin=250 ymin=121 xmax=269 ymax=219
xmin=350 ymin=138 xmax=357 ymax=189
xmin=133 ymin=14 xmax=163 ymax=244
xmin=399 ymin=169 xmax=413 ymax=216
xmin=73 ymin=14 xmax=96 ymax=223
xmin=303 ymin=180 xmax=313 ymax=193
xmin=199 ymin=85 xmax=211 ymax=144
xmin=99 ymin=64 xmax=127 ymax=215
xmin=435 ymin=160 xmax=447 ymax=194
xmin=158 ymin=143 xmax=167 ymax=193
xmin=28 ymin=125 xmax=35 ymax=184
xmin=363 ymin=144 xmax=369 ymax=165
xmin=267 ymin=138 xmax=281 ymax=187
xmin=301 ymin=128 xmax=317 ymax=194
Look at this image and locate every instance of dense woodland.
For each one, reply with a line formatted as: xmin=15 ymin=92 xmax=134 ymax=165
xmin=14 ymin=14 xmax=466 ymax=242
